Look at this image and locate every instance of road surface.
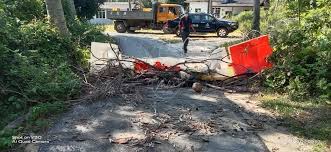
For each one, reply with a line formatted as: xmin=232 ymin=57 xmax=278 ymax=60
xmin=32 ymin=32 xmax=314 ymax=152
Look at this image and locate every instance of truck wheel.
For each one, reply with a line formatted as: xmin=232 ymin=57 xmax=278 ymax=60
xmin=115 ymin=22 xmax=127 ymax=33
xmin=217 ymin=28 xmax=228 ymax=38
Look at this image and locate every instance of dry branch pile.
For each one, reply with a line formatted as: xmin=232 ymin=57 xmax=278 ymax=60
xmin=81 ymin=42 xmax=261 ymax=103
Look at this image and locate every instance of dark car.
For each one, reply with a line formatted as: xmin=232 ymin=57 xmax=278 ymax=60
xmin=164 ymin=13 xmax=238 ymax=37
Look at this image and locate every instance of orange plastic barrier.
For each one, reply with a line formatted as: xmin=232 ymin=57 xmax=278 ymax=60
xmin=228 ymin=35 xmax=273 ymax=75
xmin=134 ymin=60 xmax=150 ymax=73
xmin=134 ymin=60 xmax=180 ymax=73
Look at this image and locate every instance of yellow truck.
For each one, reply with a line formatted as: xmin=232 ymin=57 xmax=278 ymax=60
xmin=107 ymin=2 xmax=184 ymax=33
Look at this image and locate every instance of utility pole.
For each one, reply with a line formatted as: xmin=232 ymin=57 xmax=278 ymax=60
xmin=251 ymin=0 xmax=260 ymax=36
xmin=207 ymin=0 xmax=212 ymax=14
xmin=128 ymin=0 xmax=132 ymax=11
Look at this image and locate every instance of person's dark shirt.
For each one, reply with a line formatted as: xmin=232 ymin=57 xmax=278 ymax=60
xmin=180 ymin=16 xmax=192 ymax=33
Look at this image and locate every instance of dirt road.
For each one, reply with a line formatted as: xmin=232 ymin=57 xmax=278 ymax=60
xmin=34 ymin=32 xmax=313 ymax=152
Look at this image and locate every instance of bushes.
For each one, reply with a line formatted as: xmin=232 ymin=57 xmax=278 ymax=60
xmin=232 ymin=10 xmax=268 ymax=35
xmin=0 ymin=1 xmax=111 ymax=150
xmin=232 ymin=2 xmax=331 ymax=101
xmin=266 ymin=25 xmax=331 ymax=101
xmin=0 ymin=19 xmax=81 ymax=129
xmin=4 ymin=0 xmax=45 ymax=21
xmin=0 ymin=20 xmax=80 ymax=150
xmin=264 ymin=4 xmax=331 ymax=101
xmin=68 ymin=20 xmax=111 ymax=68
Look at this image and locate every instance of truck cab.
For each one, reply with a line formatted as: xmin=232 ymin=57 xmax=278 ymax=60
xmin=107 ymin=2 xmax=184 ymax=33
xmin=156 ymin=4 xmax=184 ymax=23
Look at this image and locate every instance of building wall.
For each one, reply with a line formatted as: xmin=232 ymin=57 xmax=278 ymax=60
xmin=232 ymin=6 xmax=252 ymax=15
xmin=213 ymin=6 xmax=252 ymax=18
xmin=100 ymin=2 xmax=131 ymax=11
xmin=89 ymin=18 xmax=113 ymax=24
xmin=188 ymin=2 xmax=252 ymax=18
xmin=189 ymin=2 xmax=208 ymax=13
xmin=90 ymin=2 xmax=132 ymax=24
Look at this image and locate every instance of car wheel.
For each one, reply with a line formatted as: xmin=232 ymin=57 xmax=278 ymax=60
xmin=176 ymin=28 xmax=181 ymax=37
xmin=114 ymin=22 xmax=127 ymax=33
xmin=217 ymin=28 xmax=228 ymax=38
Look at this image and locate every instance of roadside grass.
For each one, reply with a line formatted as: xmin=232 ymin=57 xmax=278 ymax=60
xmin=100 ymin=24 xmax=116 ymax=32
xmin=228 ymin=30 xmax=242 ymax=37
xmin=258 ymin=94 xmax=331 ymax=151
xmin=0 ymin=101 xmax=67 ymax=150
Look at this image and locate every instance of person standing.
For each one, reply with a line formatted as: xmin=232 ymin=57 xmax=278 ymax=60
xmin=179 ymin=13 xmax=195 ymax=53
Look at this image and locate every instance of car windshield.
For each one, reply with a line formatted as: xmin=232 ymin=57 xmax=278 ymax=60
xmin=201 ymin=15 xmax=214 ymax=21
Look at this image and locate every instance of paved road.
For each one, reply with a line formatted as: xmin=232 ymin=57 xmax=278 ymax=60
xmin=36 ymin=33 xmax=268 ymax=152
xmin=38 ymin=88 xmax=267 ymax=152
xmin=109 ymin=32 xmax=240 ymax=58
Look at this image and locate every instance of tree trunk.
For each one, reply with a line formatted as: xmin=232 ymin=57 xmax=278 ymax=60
xmin=252 ymin=0 xmax=260 ymax=37
xmin=45 ymin=0 xmax=70 ymax=36
xmin=67 ymin=0 xmax=77 ymax=17
xmin=128 ymin=0 xmax=132 ymax=11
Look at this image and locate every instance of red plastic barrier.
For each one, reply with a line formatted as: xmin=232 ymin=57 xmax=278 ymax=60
xmin=134 ymin=60 xmax=181 ymax=73
xmin=134 ymin=60 xmax=150 ymax=73
xmin=154 ymin=61 xmax=167 ymax=71
xmin=228 ymin=35 xmax=273 ymax=75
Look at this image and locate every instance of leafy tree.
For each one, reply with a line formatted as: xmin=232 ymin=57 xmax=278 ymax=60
xmin=74 ymin=0 xmax=106 ymax=20
xmin=265 ymin=1 xmax=331 ymax=100
xmin=3 ymin=0 xmax=45 ymax=21
xmin=45 ymin=0 xmax=70 ymax=36
xmin=67 ymin=0 xmax=77 ymax=17
xmin=62 ymin=0 xmax=77 ymax=21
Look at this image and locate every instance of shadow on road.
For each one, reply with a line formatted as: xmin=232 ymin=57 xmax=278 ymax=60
xmin=37 ymin=87 xmax=273 ymax=152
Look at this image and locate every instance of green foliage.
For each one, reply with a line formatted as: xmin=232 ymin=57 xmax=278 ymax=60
xmin=0 ymin=19 xmax=81 ymax=132
xmin=0 ymin=102 xmax=65 ymax=149
xmin=233 ymin=1 xmax=331 ymax=101
xmin=74 ymin=0 xmax=106 ymax=20
xmin=68 ymin=20 xmax=112 ymax=68
xmin=3 ymin=0 xmax=45 ymax=21
xmin=0 ymin=128 xmax=17 ymax=150
xmin=62 ymin=0 xmax=75 ymax=21
xmin=68 ymin=20 xmax=111 ymax=46
xmin=26 ymin=102 xmax=66 ymax=132
xmin=29 ymin=102 xmax=65 ymax=121
xmin=0 ymin=0 xmax=111 ymax=150
xmin=265 ymin=4 xmax=331 ymax=101
xmin=232 ymin=10 xmax=268 ymax=35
